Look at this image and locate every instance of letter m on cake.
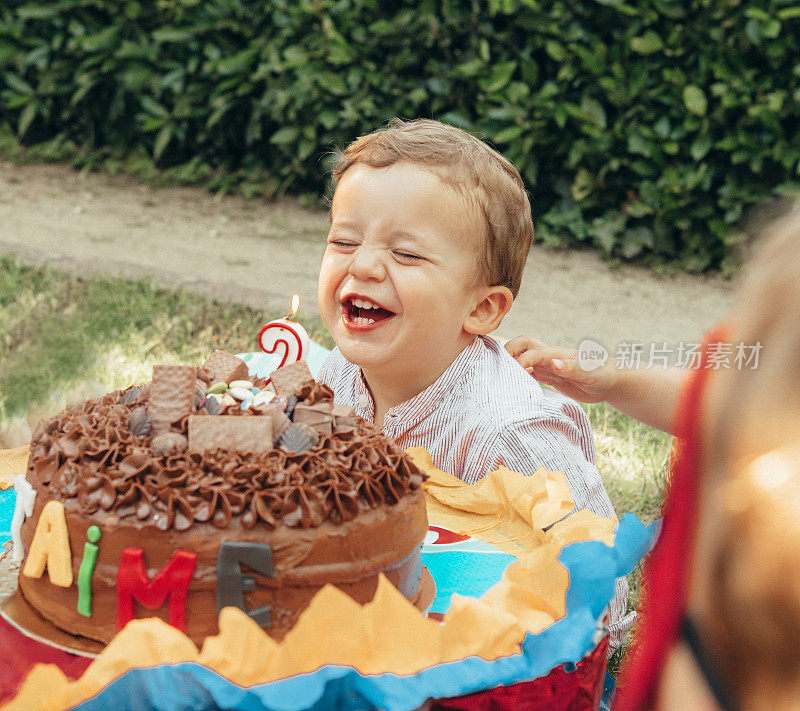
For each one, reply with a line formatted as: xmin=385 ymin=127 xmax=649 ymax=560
xmin=116 ymin=548 xmax=197 ymax=631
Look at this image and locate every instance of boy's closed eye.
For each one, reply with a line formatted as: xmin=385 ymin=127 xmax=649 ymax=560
xmin=328 ymin=239 xmax=358 ymax=249
xmin=393 ymin=250 xmax=424 ymax=262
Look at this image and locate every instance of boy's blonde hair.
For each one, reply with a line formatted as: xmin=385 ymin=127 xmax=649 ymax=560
xmin=330 ymin=118 xmax=534 ymax=298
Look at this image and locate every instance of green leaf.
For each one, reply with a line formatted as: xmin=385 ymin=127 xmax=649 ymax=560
xmin=79 ymin=26 xmax=119 ymax=53
xmin=775 ymin=182 xmax=800 ymax=197
xmin=316 ymin=71 xmax=347 ymax=96
xmin=761 ymin=19 xmax=781 ymax=39
xmin=493 ymin=124 xmax=525 ymax=143
xmin=151 ymin=27 xmax=194 ymax=43
xmin=216 ymin=48 xmax=257 ymax=75
xmin=5 ymin=74 xmax=34 ymax=95
xmin=152 ymin=125 xmax=172 ymax=162
xmin=631 ymin=31 xmax=664 ymax=55
xmin=17 ymin=102 xmax=37 ymax=137
xmin=15 ymin=5 xmax=59 ymax=19
xmin=683 ymin=85 xmax=708 ymax=116
xmin=627 ymin=132 xmax=651 ymax=157
xmin=440 ymin=111 xmax=472 ymax=130
xmin=545 ymin=41 xmax=567 ymax=62
xmin=479 ymin=61 xmax=517 ymax=93
xmin=140 ymin=96 xmax=170 ymax=119
xmin=625 ymin=201 xmax=654 ymax=217
xmin=621 ymin=228 xmax=651 ymax=258
xmin=581 ymin=96 xmax=606 ymax=129
xmin=270 ymin=126 xmax=299 ymax=145
xmin=589 ymin=213 xmax=626 ymax=253
xmin=690 ymin=135 xmax=712 ymax=161
xmin=571 ymin=168 xmax=594 ymax=201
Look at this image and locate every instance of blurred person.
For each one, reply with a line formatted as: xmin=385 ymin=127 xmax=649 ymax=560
xmin=507 ymin=206 xmax=800 ymax=710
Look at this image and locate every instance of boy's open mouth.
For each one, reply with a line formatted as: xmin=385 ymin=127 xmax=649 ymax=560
xmin=341 ymin=295 xmax=395 ymax=329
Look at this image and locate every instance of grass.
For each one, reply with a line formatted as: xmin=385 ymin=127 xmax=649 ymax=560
xmin=0 ymin=254 xmax=333 ymax=427
xmin=0 ymin=253 xmax=669 ymax=673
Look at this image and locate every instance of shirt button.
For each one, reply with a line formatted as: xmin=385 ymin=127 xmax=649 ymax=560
xmin=358 ymin=394 xmax=370 ymax=408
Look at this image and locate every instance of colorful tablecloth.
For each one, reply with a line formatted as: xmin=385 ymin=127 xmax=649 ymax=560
xmin=0 ymin=489 xmax=13 ymax=546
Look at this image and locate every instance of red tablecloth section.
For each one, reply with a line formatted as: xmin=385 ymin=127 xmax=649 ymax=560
xmin=431 ymin=635 xmax=609 ymax=711
xmin=0 ymin=615 xmax=92 ymax=705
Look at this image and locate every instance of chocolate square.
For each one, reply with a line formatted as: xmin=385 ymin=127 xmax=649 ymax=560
xmin=292 ymin=402 xmax=334 ymax=436
xmin=201 ymin=350 xmax=250 ymax=384
xmin=187 ymin=416 xmax=273 ymax=455
xmin=269 ymin=360 xmax=315 ymax=398
xmin=149 ymin=365 xmax=197 ymax=427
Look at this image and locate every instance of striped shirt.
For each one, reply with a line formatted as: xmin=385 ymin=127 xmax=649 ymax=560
xmin=318 ymin=334 xmax=634 ymax=650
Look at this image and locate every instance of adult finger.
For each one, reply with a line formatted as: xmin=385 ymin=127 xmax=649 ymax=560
xmin=529 ymin=366 xmax=589 ymax=400
xmin=504 ymin=336 xmax=545 ymax=358
xmin=515 ymin=347 xmax=577 ymax=372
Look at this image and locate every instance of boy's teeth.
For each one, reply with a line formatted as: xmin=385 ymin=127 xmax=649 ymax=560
xmin=353 ymin=316 xmax=375 ymax=325
xmin=352 ymin=298 xmax=376 ymax=309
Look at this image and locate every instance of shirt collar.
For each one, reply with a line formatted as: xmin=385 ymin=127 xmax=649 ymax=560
xmin=355 ymin=337 xmax=486 ymax=436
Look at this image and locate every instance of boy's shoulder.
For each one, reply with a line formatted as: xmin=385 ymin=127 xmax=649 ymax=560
xmin=459 ymin=336 xmax=581 ymax=431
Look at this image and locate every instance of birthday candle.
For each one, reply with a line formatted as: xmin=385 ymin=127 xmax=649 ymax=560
xmin=257 ymin=294 xmax=311 ymax=382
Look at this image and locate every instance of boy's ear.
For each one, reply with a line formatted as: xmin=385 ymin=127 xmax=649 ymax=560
xmin=464 ymin=286 xmax=514 ymax=335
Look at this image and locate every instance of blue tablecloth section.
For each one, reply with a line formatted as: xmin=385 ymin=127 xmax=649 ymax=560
xmin=66 ymin=514 xmax=657 ymax=711
xmin=0 ymin=488 xmax=14 ymax=546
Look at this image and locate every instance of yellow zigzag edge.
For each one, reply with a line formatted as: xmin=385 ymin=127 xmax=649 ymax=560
xmin=3 ymin=458 xmax=616 ymax=711
xmin=0 ymin=445 xmax=29 ymax=490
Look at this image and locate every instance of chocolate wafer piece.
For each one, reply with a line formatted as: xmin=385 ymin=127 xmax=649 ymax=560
xmin=149 ymin=365 xmax=197 ymax=428
xmin=256 ymin=404 xmax=292 ymax=446
xmin=332 ymin=404 xmax=356 ymax=419
xmin=270 ymin=360 xmax=315 ymax=398
xmin=201 ymin=350 xmax=250 ymax=384
xmin=332 ymin=403 xmax=358 ymax=432
xmin=292 ymin=402 xmax=334 ymax=436
xmin=187 ymin=415 xmax=273 ymax=454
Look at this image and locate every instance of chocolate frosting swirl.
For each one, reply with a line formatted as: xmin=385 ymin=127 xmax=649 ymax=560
xmin=27 ymin=388 xmax=425 ymax=531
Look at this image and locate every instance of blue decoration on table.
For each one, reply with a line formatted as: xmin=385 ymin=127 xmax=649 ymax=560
xmin=68 ymin=514 xmax=659 ymax=711
xmin=0 ymin=488 xmax=15 ymax=546
xmin=238 ymin=341 xmax=331 ymax=381
xmin=421 ymin=534 xmax=517 ymax=614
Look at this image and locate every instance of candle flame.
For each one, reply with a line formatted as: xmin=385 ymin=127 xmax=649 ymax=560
xmin=290 ymin=294 xmax=301 ymax=318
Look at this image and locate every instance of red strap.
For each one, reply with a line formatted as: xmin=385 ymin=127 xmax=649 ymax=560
xmin=615 ymin=324 xmax=730 ymax=710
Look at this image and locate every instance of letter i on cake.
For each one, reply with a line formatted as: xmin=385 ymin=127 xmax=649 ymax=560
xmin=6 ymin=351 xmax=430 ymax=649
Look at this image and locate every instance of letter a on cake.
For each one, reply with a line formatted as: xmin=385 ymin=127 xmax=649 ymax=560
xmin=22 ymin=500 xmax=73 ymax=587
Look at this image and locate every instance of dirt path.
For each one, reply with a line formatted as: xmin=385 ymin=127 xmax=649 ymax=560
xmin=0 ymin=160 xmax=734 ymax=352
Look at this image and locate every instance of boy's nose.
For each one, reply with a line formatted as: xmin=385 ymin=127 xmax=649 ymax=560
xmin=348 ymin=244 xmax=386 ymax=282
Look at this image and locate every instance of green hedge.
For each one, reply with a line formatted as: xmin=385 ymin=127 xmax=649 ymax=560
xmin=1 ymin=0 xmax=799 ymax=271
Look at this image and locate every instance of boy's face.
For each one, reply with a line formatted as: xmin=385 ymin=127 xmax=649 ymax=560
xmin=318 ymin=162 xmax=485 ymax=377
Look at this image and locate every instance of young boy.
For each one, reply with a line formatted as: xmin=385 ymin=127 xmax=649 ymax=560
xmin=316 ymin=118 xmax=632 ymax=648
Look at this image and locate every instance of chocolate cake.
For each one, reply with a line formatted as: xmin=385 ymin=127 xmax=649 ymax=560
xmin=13 ymin=353 xmax=428 ymax=647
